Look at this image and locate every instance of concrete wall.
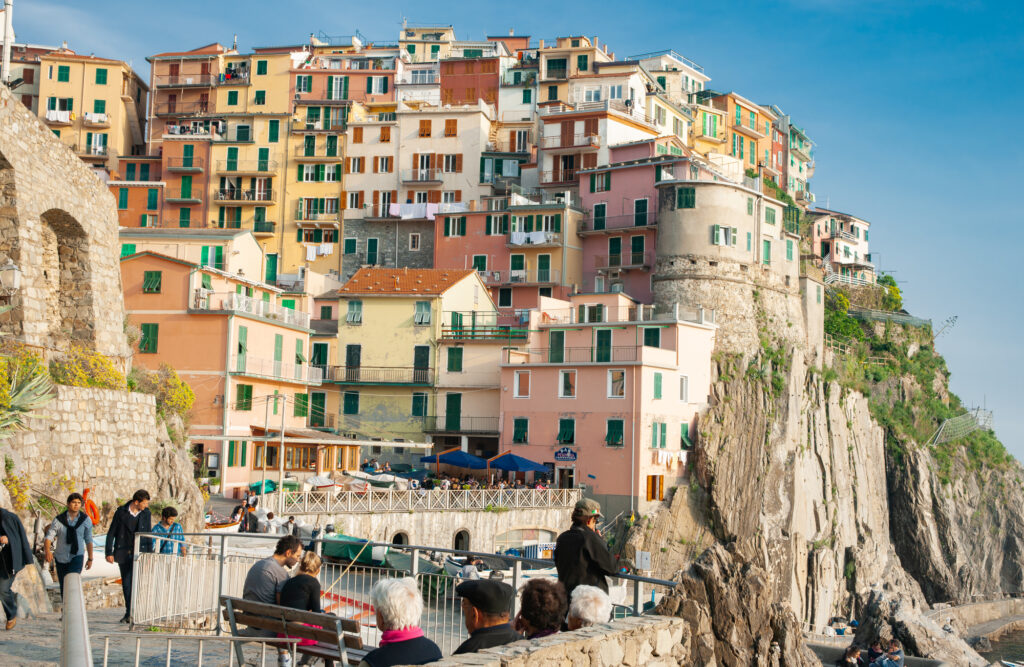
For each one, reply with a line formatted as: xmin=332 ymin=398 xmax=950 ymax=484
xmin=925 ymin=598 xmax=1024 ymax=635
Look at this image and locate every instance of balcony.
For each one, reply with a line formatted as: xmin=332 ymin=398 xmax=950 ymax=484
xmin=82 ymin=112 xmax=110 ymax=128
xmin=441 ymin=311 xmax=529 ymax=341
xmin=500 ymin=70 xmax=537 ymax=87
xmin=211 ymin=129 xmax=257 ymax=143
xmin=213 ymin=188 xmax=274 ymax=204
xmin=154 ymin=74 xmax=215 ymax=88
xmin=230 ymin=355 xmax=323 ymax=385
xmin=347 ymin=250 xmax=391 ymax=267
xmin=215 ymin=159 xmax=279 ymax=175
xmin=487 ymin=137 xmax=532 ymax=154
xmin=542 ymin=67 xmax=568 ymax=81
xmin=295 ymin=207 xmax=340 ymax=223
xmin=289 ymin=118 xmax=347 ymax=133
xmin=328 ymin=365 xmax=433 ymax=385
xmin=154 ymin=101 xmax=212 ymax=117
xmin=76 ymin=145 xmax=108 ymax=159
xmin=423 ymin=416 xmax=499 ymax=434
xmin=732 ymin=122 xmax=766 ymax=140
xmin=165 ymin=156 xmax=205 ymax=173
xmin=165 ymin=188 xmax=202 ymax=204
xmin=44 ymin=109 xmax=73 ymax=125
xmin=398 ymin=71 xmax=439 ymax=85
xmin=505 ymin=346 xmax=640 ymax=364
xmin=540 ymin=133 xmax=600 ymax=150
xmin=579 ymin=212 xmax=657 ymax=233
xmin=293 ymin=145 xmax=341 ymax=161
xmin=539 ymin=169 xmax=576 ymax=186
xmin=595 ymin=251 xmax=654 ymax=271
xmin=218 ymin=70 xmax=250 ymax=86
xmin=479 ymin=268 xmax=561 ymax=285
xmin=191 ymin=290 xmax=311 ymax=328
xmin=507 ymin=230 xmax=561 ymax=247
xmin=253 ymin=221 xmax=276 ymax=236
xmin=790 ymin=143 xmax=813 ymax=163
xmin=401 ymin=168 xmax=443 ymax=183
xmin=694 ymin=126 xmax=726 ymax=143
xmin=542 ymin=100 xmax=656 ymax=128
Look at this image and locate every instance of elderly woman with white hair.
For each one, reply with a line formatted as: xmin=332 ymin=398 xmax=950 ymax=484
xmin=358 ymin=577 xmax=442 ymax=667
xmin=567 ymin=584 xmax=613 ymax=630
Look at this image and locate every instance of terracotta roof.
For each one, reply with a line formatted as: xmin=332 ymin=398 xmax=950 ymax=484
xmin=339 ymin=268 xmax=475 ymax=296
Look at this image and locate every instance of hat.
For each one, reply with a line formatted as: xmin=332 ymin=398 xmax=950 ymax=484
xmin=456 ymin=579 xmax=514 ymax=615
xmin=573 ymin=498 xmax=603 ymax=519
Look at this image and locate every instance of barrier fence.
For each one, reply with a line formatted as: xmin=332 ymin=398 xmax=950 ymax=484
xmin=130 ymin=533 xmax=674 ymax=655
xmin=261 ymin=487 xmax=582 ymax=515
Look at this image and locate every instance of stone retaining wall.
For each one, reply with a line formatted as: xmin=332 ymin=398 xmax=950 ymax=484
xmin=422 ymin=617 xmax=688 ymax=667
xmin=925 ymin=598 xmax=1024 ymax=634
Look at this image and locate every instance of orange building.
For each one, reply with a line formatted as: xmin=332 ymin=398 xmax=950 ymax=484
xmin=439 ymin=56 xmax=501 ymax=107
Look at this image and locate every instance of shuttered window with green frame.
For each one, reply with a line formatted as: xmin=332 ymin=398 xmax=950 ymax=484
xmin=139 ymin=323 xmax=159 ymax=353
xmin=235 ymin=384 xmax=253 ymax=411
xmin=142 ymin=271 xmax=162 ymax=293
xmin=293 ymin=393 xmax=308 ymax=417
xmin=605 ymin=419 xmax=624 ymax=446
xmin=557 ymin=418 xmax=575 ymax=444
xmin=343 ymin=391 xmax=359 ymax=415
xmin=512 ymin=418 xmax=529 ymax=443
xmin=676 ymin=187 xmax=695 ymax=209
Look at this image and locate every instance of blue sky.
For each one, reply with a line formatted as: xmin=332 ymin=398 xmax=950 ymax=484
xmin=17 ymin=1 xmax=1024 ymax=457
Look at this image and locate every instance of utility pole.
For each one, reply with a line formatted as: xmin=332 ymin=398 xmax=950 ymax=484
xmin=1 ymin=0 xmax=14 ymax=85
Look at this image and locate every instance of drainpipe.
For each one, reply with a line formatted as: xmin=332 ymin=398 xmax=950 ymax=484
xmin=630 ymin=365 xmax=639 ymax=516
xmin=278 ymin=396 xmax=287 ymax=514
xmin=1 ymin=0 xmax=13 ymax=85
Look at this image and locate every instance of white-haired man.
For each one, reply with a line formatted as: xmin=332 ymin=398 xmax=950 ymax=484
xmin=567 ymin=584 xmax=613 ymax=630
xmin=358 ymin=577 xmax=442 ymax=667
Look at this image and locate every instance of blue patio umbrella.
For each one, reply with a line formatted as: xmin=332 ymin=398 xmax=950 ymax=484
xmin=487 ymin=452 xmax=550 ymax=473
xmin=419 ymin=449 xmax=488 ymax=470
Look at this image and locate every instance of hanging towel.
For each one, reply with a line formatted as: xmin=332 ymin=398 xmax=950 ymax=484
xmin=305 ymin=245 xmax=317 ymax=262
xmin=389 ymin=203 xmax=402 ymax=217
xmin=510 ymin=231 xmax=527 ymax=245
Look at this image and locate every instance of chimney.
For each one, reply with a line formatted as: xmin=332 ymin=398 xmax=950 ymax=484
xmin=539 ymin=39 xmax=544 ymax=49
xmin=593 ymin=36 xmax=598 ymax=48
xmin=509 ymin=28 xmax=514 ymax=36
xmin=603 ymin=44 xmax=609 ymax=54
xmin=232 ymin=34 xmax=238 ymax=50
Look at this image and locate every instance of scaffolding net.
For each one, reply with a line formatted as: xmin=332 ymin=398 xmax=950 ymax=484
xmin=929 ymin=408 xmax=994 ymax=446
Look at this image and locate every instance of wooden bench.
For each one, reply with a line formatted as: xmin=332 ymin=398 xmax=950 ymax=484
xmin=221 ymin=596 xmax=368 ymax=667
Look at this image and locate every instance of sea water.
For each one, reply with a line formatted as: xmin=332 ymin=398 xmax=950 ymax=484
xmin=979 ymin=629 xmax=1024 ymax=663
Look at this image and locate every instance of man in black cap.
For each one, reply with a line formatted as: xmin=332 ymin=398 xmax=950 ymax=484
xmin=554 ymin=498 xmax=616 ymax=597
xmin=453 ymin=579 xmax=522 ymax=654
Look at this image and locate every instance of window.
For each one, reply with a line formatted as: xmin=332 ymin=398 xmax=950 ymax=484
xmin=711 ymin=225 xmax=739 ymax=247
xmin=547 ymin=85 xmax=558 ymax=101
xmin=296 ymin=75 xmax=312 ymax=92
xmin=409 ymin=233 xmax=420 ymax=251
xmin=57 ymin=65 xmax=70 ymax=82
xmin=522 ymin=89 xmax=531 ymax=104
xmin=444 ymin=119 xmax=457 ymax=137
xmin=343 ymin=238 xmax=357 ymax=254
xmin=447 ymin=347 xmax=463 ymax=372
xmin=256 ymin=60 xmax=268 ymax=75
xmin=443 ymin=216 xmax=467 ymax=237
xmin=786 ymin=239 xmax=794 ymax=261
xmin=608 ymin=369 xmax=625 ymax=398
xmin=679 ymin=375 xmax=689 ymax=402
xmin=557 ymin=418 xmax=575 ymax=444
xmin=412 ymin=300 xmax=431 ymax=326
xmin=319 ymin=305 xmax=332 ymax=320
xmin=747 ymin=232 xmax=752 ymax=251
xmin=765 ymin=207 xmax=776 ymax=225
xmin=651 ymin=422 xmax=667 ymax=448
xmin=498 ymin=288 xmax=512 ymax=308
xmin=254 ymin=90 xmax=266 ymax=105
xmin=147 ymin=188 xmax=159 ymax=210
xmin=559 ymin=370 xmax=576 ymax=398
xmin=605 ymin=419 xmax=624 ymax=447
xmin=763 ymin=240 xmax=772 ymax=266
xmin=95 ymin=68 xmax=107 ymax=85
xmin=347 ymin=192 xmax=361 ymax=209
xmin=589 ymin=172 xmax=611 ymax=193
xmin=120 ymin=243 xmax=136 ymax=258
xmin=584 ymin=87 xmax=601 ymax=102
xmin=677 ymin=187 xmax=695 ymax=208
xmin=93 ymin=99 xmax=105 ymax=114
xmin=443 ymin=154 xmax=460 ymax=173
xmin=646 ymin=475 xmax=664 ymax=501
xmin=142 ymin=271 xmax=162 ymax=294
xmin=643 ymin=327 xmax=661 ymax=348
xmin=343 ymin=391 xmax=359 ymax=415
xmin=817 ymin=285 xmax=822 ymax=304
xmin=227 ymin=90 xmax=238 ymax=106
xmin=609 ymin=84 xmax=623 ymax=99
xmin=514 ymin=370 xmax=530 ymax=397
xmin=235 ymin=384 xmax=253 ymax=411
xmin=512 ymin=418 xmax=529 ymax=444
xmin=125 ymin=164 xmax=136 ymax=181
xmin=747 ymin=197 xmax=754 ymax=215
xmin=139 ymin=323 xmax=159 ymax=353
xmin=346 ymin=300 xmax=363 ymax=324
xmin=411 ymin=392 xmax=427 ymax=417
xmin=655 ymin=106 xmax=667 ymax=125
xmin=472 ymin=255 xmax=487 ymax=272
xmin=293 ymin=393 xmax=308 ymax=417
xmin=140 ymin=163 xmax=150 ymax=180
xmin=117 ymin=188 xmax=128 ymax=210
xmin=653 ymin=372 xmax=664 ymax=400
xmin=418 ymin=119 xmax=431 ymax=137
xmin=378 ymin=156 xmax=392 ymax=172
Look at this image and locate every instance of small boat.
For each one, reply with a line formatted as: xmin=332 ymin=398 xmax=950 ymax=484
xmin=204 ymin=519 xmax=241 ymax=533
xmin=321 ymin=534 xmax=388 ymax=565
xmin=303 ymin=475 xmax=335 ymax=490
xmin=1001 ymin=661 xmax=1024 ymax=667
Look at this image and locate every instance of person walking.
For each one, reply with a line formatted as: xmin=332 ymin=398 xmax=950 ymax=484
xmin=44 ymin=493 xmax=94 ymax=599
xmin=151 ymin=506 xmax=186 ymax=556
xmin=104 ymin=489 xmax=153 ymax=623
xmin=554 ymin=498 xmax=616 ymax=597
xmin=0 ymin=505 xmax=33 ymax=630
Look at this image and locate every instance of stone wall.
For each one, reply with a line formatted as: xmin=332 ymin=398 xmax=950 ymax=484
xmin=423 ymin=617 xmax=689 ymax=667
xmin=0 ymin=83 xmax=129 ymax=366
xmin=339 ymin=218 xmax=435 ymax=282
xmin=925 ymin=598 xmax=1024 ymax=635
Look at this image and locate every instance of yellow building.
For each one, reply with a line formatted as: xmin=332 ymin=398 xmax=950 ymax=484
xmin=690 ymin=98 xmax=727 ymax=158
xmin=711 ymin=91 xmax=775 ymax=175
xmin=537 ymin=36 xmax=613 ymax=105
xmin=39 ymin=47 xmax=147 ymax=170
xmin=330 ymin=267 xmax=498 ymax=455
xmin=399 ymin=24 xmax=457 ymax=63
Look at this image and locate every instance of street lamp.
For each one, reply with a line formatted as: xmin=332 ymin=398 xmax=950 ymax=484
xmin=0 ymin=258 xmax=22 ymax=297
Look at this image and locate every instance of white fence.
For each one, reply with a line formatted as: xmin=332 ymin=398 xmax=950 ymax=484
xmin=263 ymin=488 xmax=582 ymax=515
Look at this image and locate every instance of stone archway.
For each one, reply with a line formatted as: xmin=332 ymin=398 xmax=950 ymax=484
xmin=391 ymin=531 xmax=409 ymax=546
xmin=0 ymin=150 xmax=22 ymax=337
xmin=454 ymin=529 xmax=471 ymax=552
xmin=38 ymin=208 xmax=95 ymax=346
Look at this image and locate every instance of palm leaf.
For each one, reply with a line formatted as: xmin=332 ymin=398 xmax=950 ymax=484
xmin=0 ymin=366 xmax=55 ymax=436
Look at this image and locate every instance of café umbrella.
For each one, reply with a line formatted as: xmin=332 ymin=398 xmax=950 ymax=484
xmin=419 ymin=447 xmax=488 ymax=471
xmin=487 ymin=451 xmax=550 ymax=473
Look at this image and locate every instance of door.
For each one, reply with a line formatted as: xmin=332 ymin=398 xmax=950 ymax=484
xmin=180 ymin=175 xmax=192 ymax=198
xmin=167 ymin=93 xmax=177 ymax=114
xmin=537 ymin=254 xmax=551 ymax=283
xmin=631 ymin=236 xmax=645 ymax=266
xmin=310 ymin=392 xmax=326 ymax=427
xmin=608 ymin=237 xmax=622 ymax=267
xmin=169 ymin=63 xmax=180 ymax=78
xmin=254 ymin=177 xmax=269 ymax=200
xmin=226 ymin=147 xmax=238 ymax=171
xmin=304 ymin=135 xmax=316 ymax=157
xmin=366 ymin=238 xmax=379 ymax=265
xmin=345 ymin=344 xmax=361 ymax=381
xmin=560 ymin=120 xmax=573 ymax=148
xmin=413 ymin=345 xmax=430 ymax=383
xmin=595 ymin=329 xmax=612 ymax=362
xmin=418 ymin=153 xmax=431 ymax=180
xmin=312 ymin=342 xmax=328 ymax=373
xmin=593 ymin=203 xmax=606 ymax=230
xmin=634 ymin=198 xmax=648 ymax=226
xmin=559 ymin=154 xmax=575 ymax=182
xmin=182 ymin=144 xmax=194 ymax=168
xmin=510 ymin=254 xmax=525 ymax=281
xmin=264 ymin=253 xmax=277 ymax=284
xmin=549 ymin=330 xmax=564 ymax=363
xmin=556 ymin=467 xmax=575 ymax=489
xmin=445 ymin=393 xmax=462 ymax=431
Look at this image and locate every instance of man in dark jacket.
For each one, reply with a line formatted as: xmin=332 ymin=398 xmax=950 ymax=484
xmin=453 ymin=579 xmax=521 ymax=654
xmin=554 ymin=498 xmax=616 ymax=597
xmin=104 ymin=489 xmax=152 ymax=623
xmin=0 ymin=506 xmax=33 ymax=630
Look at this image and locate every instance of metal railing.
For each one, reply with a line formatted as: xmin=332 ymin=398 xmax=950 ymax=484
xmin=216 ymin=159 xmax=279 ymax=173
xmin=213 ymin=188 xmax=274 ymax=202
xmin=218 ymin=71 xmax=250 ymax=86
xmin=540 ymin=133 xmax=601 ymax=149
xmin=61 ymin=573 xmax=92 ymax=667
xmin=93 ymin=634 xmax=297 ymax=667
xmin=154 ymin=101 xmax=211 ymax=116
xmin=595 ymin=251 xmax=654 ymax=269
xmin=580 ymin=212 xmax=657 ymax=232
xmin=230 ymin=354 xmax=324 ymax=384
xmin=295 ymin=207 xmax=341 ymax=221
xmin=422 ymin=415 xmax=500 ymax=433
xmin=191 ymin=291 xmax=312 ymax=328
xmin=508 ymin=346 xmax=641 ymax=364
xmin=77 ymin=145 xmax=108 ymax=157
xmin=165 ymin=188 xmax=201 ymax=202
xmin=82 ymin=112 xmax=109 ymax=126
xmin=398 ymin=71 xmax=440 ymax=85
xmin=130 ymin=532 xmax=674 ymax=656
xmin=847 ymin=306 xmax=931 ymax=328
xmin=539 ymin=169 xmax=576 ymax=185
xmin=401 ymin=168 xmax=443 ymax=182
xmin=500 ymin=70 xmax=537 ymax=86
xmin=479 ymin=269 xmax=561 ymax=285
xmin=293 ymin=144 xmax=341 ymax=159
xmin=252 ymin=220 xmax=276 ymax=234
xmin=290 ymin=118 xmax=347 ymax=132
xmin=694 ymin=126 xmax=726 ymax=142
xmin=154 ymin=74 xmax=215 ymax=87
xmin=328 ymin=365 xmax=433 ymax=384
xmin=165 ymin=156 xmax=205 ymax=171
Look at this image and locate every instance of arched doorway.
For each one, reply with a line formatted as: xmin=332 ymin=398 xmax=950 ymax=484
xmin=454 ymin=529 xmax=470 ymax=552
xmin=39 ymin=208 xmax=94 ymax=346
xmin=392 ymin=532 xmax=409 ymax=546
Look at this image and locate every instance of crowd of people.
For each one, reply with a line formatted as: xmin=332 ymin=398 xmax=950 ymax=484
xmin=836 ymin=639 xmax=906 ymax=666
xmin=420 ymin=475 xmax=550 ymax=491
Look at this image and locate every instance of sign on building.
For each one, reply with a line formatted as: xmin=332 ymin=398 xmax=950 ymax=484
xmin=554 ymin=447 xmax=577 ymax=462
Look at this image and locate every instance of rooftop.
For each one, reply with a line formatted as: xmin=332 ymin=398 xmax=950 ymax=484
xmin=339 ymin=268 xmax=476 ymax=296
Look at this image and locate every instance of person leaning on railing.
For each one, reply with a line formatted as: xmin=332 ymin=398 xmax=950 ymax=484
xmin=554 ymin=498 xmax=617 ymax=597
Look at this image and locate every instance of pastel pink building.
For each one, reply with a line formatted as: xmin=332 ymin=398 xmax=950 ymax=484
xmin=577 ymin=137 xmax=714 ymax=303
xmin=498 ymin=292 xmax=715 ymax=517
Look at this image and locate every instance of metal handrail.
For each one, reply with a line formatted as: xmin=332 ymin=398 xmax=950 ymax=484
xmin=60 ymin=573 xmax=92 ymax=667
xmin=91 ymin=633 xmax=299 ymax=667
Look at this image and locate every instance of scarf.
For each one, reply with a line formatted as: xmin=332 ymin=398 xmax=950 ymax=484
xmin=378 ymin=627 xmax=424 ymax=646
xmin=56 ymin=511 xmax=87 ymax=556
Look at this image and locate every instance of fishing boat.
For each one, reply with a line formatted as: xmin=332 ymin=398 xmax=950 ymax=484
xmin=321 ymin=534 xmax=388 ymax=565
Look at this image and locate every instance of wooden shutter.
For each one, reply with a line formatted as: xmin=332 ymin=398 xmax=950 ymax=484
xmin=428 ymin=190 xmax=441 ymax=204
xmin=357 ymin=191 xmax=364 ymax=208
xmin=509 ymin=130 xmax=516 ymax=150
xmin=339 ymin=191 xmax=347 ymax=209
xmin=454 ymin=190 xmax=462 ymax=202
xmin=391 ymin=190 xmax=397 ymax=203
xmin=485 ymin=216 xmax=492 ymax=235
xmin=411 ymin=153 xmax=419 ymax=169
xmin=583 ymin=153 xmax=597 ymax=169
xmin=372 ymin=156 xmax=378 ymax=173
xmin=455 ymin=154 xmax=463 ymax=172
xmin=584 ymin=117 xmax=598 ymax=136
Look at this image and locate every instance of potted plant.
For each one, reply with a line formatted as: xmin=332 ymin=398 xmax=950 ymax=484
xmin=209 ymin=477 xmax=221 ymax=494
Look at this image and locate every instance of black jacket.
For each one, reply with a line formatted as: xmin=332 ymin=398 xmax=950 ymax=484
xmin=0 ymin=508 xmax=33 ymax=577
xmin=104 ymin=503 xmax=153 ymax=564
xmin=554 ymin=523 xmax=617 ymax=595
xmin=453 ymin=622 xmax=522 ymax=654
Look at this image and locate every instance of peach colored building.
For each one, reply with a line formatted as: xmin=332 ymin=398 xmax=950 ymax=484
xmin=499 ymin=293 xmax=715 ymax=517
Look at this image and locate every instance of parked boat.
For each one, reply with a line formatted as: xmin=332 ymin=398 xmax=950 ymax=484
xmin=321 ymin=534 xmax=388 ymax=565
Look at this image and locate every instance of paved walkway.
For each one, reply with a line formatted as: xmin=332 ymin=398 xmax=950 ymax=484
xmin=967 ymin=613 xmax=1024 ymax=639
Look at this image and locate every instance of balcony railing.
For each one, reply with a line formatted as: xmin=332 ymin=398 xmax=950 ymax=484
xmin=213 ymin=188 xmax=274 ymax=203
xmin=540 ymin=133 xmax=600 ymax=149
xmin=542 ymin=67 xmax=568 ymax=81
xmin=595 ymin=251 xmax=654 ymax=270
xmin=154 ymin=101 xmax=211 ymax=116
xmin=398 ymin=72 xmax=439 ymax=85
xmin=191 ymin=291 xmax=311 ymax=328
xmin=441 ymin=311 xmax=529 ymax=340
xmin=423 ymin=416 xmax=500 ymax=434
xmin=216 ymin=159 xmax=279 ymax=173
xmin=580 ymin=212 xmax=657 ymax=232
xmin=539 ymin=169 xmax=576 ymax=185
xmin=82 ymin=112 xmax=109 ymax=127
xmin=401 ymin=168 xmax=443 ymax=183
xmin=479 ymin=269 xmax=561 ymax=285
xmin=230 ymin=355 xmax=323 ymax=384
xmin=77 ymin=145 xmax=108 ymax=157
xmin=164 ymin=189 xmax=201 ymax=203
xmin=488 ymin=137 xmax=532 ymax=153
xmin=290 ymin=118 xmax=347 ymax=132
xmin=268 ymin=488 xmax=581 ymax=515
xmin=252 ymin=221 xmax=276 ymax=235
xmin=506 ymin=346 xmax=640 ymax=364
xmin=293 ymin=145 xmax=340 ymax=160
xmin=295 ymin=207 xmax=340 ymax=222
xmin=165 ymin=157 xmax=204 ymax=172
xmin=694 ymin=126 xmax=726 ymax=142
xmin=507 ymin=230 xmax=560 ymax=246
xmin=328 ymin=366 xmax=433 ymax=385
xmin=733 ymin=122 xmax=766 ymax=139
xmin=154 ymin=74 xmax=215 ymax=87
xmin=500 ymin=70 xmax=537 ymax=86
xmin=218 ymin=71 xmax=250 ymax=85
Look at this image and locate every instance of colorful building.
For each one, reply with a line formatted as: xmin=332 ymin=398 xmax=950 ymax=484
xmin=499 ymin=292 xmax=715 ymax=516
xmin=807 ymin=208 xmax=874 ymax=286
xmin=0 ymin=36 xmax=58 ymax=113
xmin=710 ymin=92 xmax=775 ymax=177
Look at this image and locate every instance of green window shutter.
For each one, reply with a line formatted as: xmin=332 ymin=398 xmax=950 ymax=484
xmin=412 ymin=392 xmax=426 ymax=417
xmin=763 ymin=240 xmax=771 ymax=265
xmin=382 ymin=77 xmax=388 ymax=94
xmin=334 ymin=164 xmax=342 ymax=181
xmin=652 ymin=423 xmax=659 ymax=448
xmin=787 ymin=239 xmax=794 ymax=261
xmin=48 ymin=96 xmax=56 ymax=110
xmin=485 ymin=216 xmax=492 ymax=235
xmin=58 ymin=65 xmax=69 ymax=82
xmin=140 ymin=163 xmax=150 ymax=180
xmin=522 ymin=89 xmax=531 ymax=103
xmin=293 ymin=393 xmax=308 ymax=417
xmin=577 ymin=54 xmax=588 ymax=71
xmin=344 ymin=238 xmax=356 ymax=254
xmin=236 ymin=384 xmax=252 ymax=411
xmin=93 ymin=99 xmax=105 ymax=114
xmin=557 ymin=418 xmax=575 ymax=444
xmin=589 ymin=174 xmax=596 ymax=193
xmin=274 ymin=334 xmax=283 ymax=363
xmin=201 ymin=273 xmax=212 ymax=290
xmin=227 ymin=441 xmax=236 ymax=467
xmin=313 ymin=228 xmax=323 ymax=243
xmin=343 ymin=391 xmax=359 ymax=415
xmin=268 ymin=119 xmax=279 ymax=142
xmin=142 ymin=271 xmax=162 ymax=293
xmin=227 ymin=90 xmax=238 ymax=106
xmin=296 ymin=164 xmax=304 ymax=182
xmin=553 ymin=213 xmax=561 ymax=233
xmin=85 ymin=132 xmax=93 ymax=150
xmin=459 ymin=217 xmax=467 ymax=236
xmin=606 ymin=419 xmax=623 ymax=446
xmin=240 ymin=441 xmax=247 ymax=466
xmin=443 ymin=218 xmax=450 ymax=237
xmin=366 ymin=76 xmax=373 ymax=94
xmin=95 ymin=68 xmax=107 ymax=84
xmin=316 ymin=163 xmax=326 ymax=182
xmin=215 ymin=246 xmax=224 ymax=268
xmin=605 ymin=172 xmax=612 ymax=190
xmin=512 ymin=418 xmax=529 ymax=443
xmin=257 ymin=60 xmax=268 ymax=75
xmin=447 ymin=347 xmax=463 ymax=372
xmin=525 ymin=215 xmax=533 ymax=232
xmin=200 ymin=246 xmax=210 ymax=266
xmin=118 ymin=188 xmax=128 ymax=209
xmin=660 ymin=423 xmax=667 ymax=449
xmin=654 ymin=372 xmax=662 ymax=399
xmin=139 ymin=323 xmax=159 ymax=353
xmin=147 ymin=188 xmax=158 ymax=210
